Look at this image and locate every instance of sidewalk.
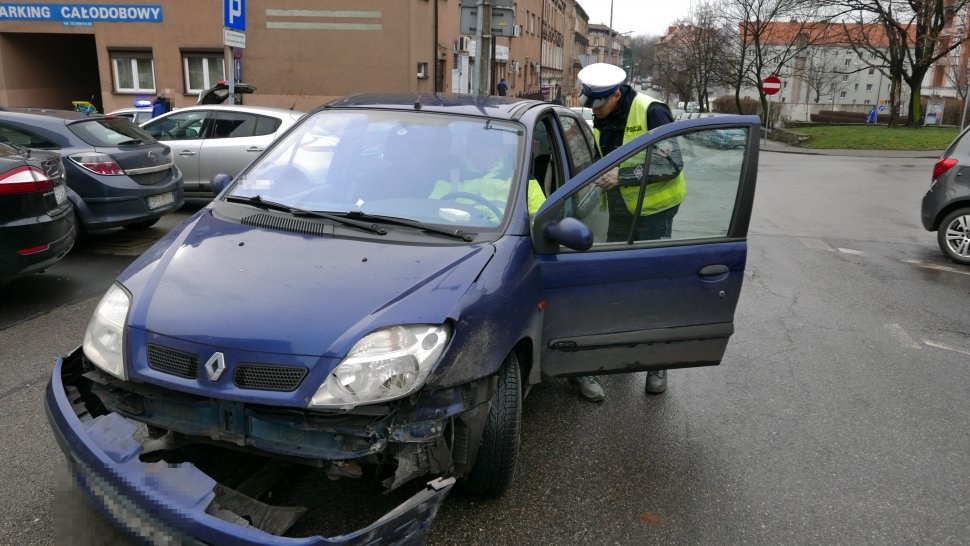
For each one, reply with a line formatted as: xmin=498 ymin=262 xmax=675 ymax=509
xmin=759 ymin=138 xmax=943 ymax=159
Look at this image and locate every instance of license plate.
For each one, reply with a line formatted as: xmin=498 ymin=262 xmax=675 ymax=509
xmin=53 ymin=185 xmax=67 ymax=205
xmin=147 ymin=192 xmax=175 ymax=210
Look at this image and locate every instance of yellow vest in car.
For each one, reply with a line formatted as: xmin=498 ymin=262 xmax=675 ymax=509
xmin=594 ymin=94 xmax=687 ymax=215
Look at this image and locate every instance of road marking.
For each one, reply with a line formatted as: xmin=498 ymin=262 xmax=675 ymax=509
xmin=903 ymin=260 xmax=970 ymax=276
xmin=885 ymin=324 xmax=921 ymax=349
xmin=923 ymin=339 xmax=970 ymax=356
xmin=800 ymin=238 xmax=833 ymax=251
xmin=838 ymin=248 xmax=866 ymax=256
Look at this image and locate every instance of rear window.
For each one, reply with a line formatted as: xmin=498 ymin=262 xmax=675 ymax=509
xmin=67 ymin=117 xmax=157 ymax=147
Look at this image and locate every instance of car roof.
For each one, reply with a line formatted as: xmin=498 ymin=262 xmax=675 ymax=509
xmin=156 ymin=104 xmax=304 ymax=118
xmin=0 ymin=107 xmax=99 ymax=125
xmin=318 ymin=93 xmax=547 ymax=121
xmin=108 ymin=107 xmax=152 ymax=114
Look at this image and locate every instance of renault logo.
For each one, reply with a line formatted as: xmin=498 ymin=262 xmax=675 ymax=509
xmin=147 ymin=151 xmax=157 ymax=163
xmin=204 ymin=352 xmax=226 ymax=381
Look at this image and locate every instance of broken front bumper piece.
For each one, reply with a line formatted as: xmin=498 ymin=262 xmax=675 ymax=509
xmin=44 ymin=348 xmax=455 ymax=545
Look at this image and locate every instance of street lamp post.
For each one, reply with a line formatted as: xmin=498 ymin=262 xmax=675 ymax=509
xmin=608 ymin=0 xmax=614 ymax=65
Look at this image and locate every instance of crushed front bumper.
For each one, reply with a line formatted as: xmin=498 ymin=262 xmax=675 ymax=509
xmin=45 ymin=348 xmax=454 ymax=545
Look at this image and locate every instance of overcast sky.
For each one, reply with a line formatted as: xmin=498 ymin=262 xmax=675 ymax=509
xmin=578 ymin=0 xmax=693 ymax=38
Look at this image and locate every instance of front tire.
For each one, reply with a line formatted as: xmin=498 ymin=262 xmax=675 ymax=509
xmin=937 ymin=207 xmax=970 ymax=265
xmin=461 ymin=352 xmax=521 ymax=498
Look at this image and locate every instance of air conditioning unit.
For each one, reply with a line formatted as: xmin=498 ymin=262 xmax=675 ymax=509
xmin=455 ymin=36 xmax=470 ymax=52
xmin=513 ymin=24 xmax=521 ymax=37
xmin=511 ymin=61 xmax=519 ymax=74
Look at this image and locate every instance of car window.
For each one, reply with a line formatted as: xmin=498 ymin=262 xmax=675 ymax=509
xmin=68 ymin=117 xmax=157 ymax=147
xmin=0 ymin=123 xmax=59 ymax=149
xmin=143 ymin=111 xmax=208 ymax=141
xmin=255 ymin=115 xmax=282 ymax=136
xmin=557 ymin=125 xmax=749 ymax=245
xmin=232 ymin=109 xmax=526 ymax=231
xmin=558 ymin=113 xmax=595 ymax=175
xmin=211 ymin=112 xmax=260 ymax=138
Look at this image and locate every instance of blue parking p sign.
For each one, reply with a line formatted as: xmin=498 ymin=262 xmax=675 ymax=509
xmin=224 ymin=0 xmax=244 ymax=31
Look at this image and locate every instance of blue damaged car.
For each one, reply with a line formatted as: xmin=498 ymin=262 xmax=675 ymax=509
xmin=45 ymin=94 xmax=761 ymax=544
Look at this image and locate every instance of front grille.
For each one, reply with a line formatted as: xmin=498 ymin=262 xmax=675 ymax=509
xmin=241 ymin=213 xmax=330 ymax=236
xmin=234 ymin=364 xmax=308 ymax=392
xmin=146 ymin=344 xmax=199 ymax=379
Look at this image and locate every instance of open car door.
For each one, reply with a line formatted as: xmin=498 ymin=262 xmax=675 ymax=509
xmin=197 ymin=82 xmax=256 ymax=105
xmin=533 ymin=115 xmax=760 ymax=377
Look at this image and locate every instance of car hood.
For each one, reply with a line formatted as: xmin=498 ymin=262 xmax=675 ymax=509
xmin=121 ymin=210 xmax=494 ymax=356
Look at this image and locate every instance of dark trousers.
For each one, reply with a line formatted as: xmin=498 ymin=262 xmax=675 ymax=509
xmin=606 ymin=196 xmax=679 ymax=242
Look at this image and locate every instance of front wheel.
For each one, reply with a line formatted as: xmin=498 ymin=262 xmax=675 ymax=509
xmin=937 ymin=207 xmax=970 ymax=265
xmin=461 ymin=352 xmax=521 ymax=498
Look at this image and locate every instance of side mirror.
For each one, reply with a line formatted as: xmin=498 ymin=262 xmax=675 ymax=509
xmin=544 ymin=217 xmax=593 ymax=251
xmin=210 ymin=173 xmax=232 ymax=195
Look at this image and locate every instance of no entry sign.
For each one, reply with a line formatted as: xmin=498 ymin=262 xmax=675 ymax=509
xmin=763 ymin=75 xmax=782 ymax=96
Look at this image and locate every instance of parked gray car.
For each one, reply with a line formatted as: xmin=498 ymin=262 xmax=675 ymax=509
xmin=922 ymin=127 xmax=970 ymax=264
xmin=141 ymin=105 xmax=303 ymax=196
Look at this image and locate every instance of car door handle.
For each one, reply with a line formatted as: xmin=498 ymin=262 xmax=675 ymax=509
xmin=246 ymin=147 xmax=264 ymax=152
xmin=179 ymin=150 xmax=197 ymax=156
xmin=699 ymin=264 xmax=729 ymax=277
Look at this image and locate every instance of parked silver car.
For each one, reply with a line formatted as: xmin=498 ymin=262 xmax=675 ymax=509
xmin=141 ymin=105 xmax=303 ymax=196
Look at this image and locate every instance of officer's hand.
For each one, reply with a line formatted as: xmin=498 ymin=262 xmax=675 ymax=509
xmin=595 ymin=168 xmax=619 ymax=190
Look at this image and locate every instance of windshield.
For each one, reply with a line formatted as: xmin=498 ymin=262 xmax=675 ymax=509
xmin=228 ymin=110 xmax=525 ymax=230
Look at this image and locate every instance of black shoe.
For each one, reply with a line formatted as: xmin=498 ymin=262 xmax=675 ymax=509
xmin=645 ymin=370 xmax=667 ymax=394
xmin=569 ymin=376 xmax=605 ymax=402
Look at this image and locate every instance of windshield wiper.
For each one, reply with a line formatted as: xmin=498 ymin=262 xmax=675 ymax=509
xmin=224 ymin=195 xmax=387 ymax=235
xmin=343 ymin=211 xmax=474 ymax=241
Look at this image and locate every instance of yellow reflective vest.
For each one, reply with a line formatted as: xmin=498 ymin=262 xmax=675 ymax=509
xmin=430 ymin=162 xmax=545 ymax=218
xmin=593 ymin=94 xmax=687 ymax=216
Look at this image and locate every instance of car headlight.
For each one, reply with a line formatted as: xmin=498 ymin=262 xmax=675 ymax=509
xmin=309 ymin=324 xmax=450 ymax=410
xmin=82 ymin=283 xmax=130 ymax=380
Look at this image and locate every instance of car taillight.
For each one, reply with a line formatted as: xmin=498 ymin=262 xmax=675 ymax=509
xmin=0 ymin=166 xmax=54 ymax=195
xmin=69 ymin=153 xmax=125 ymax=175
xmin=933 ymin=158 xmax=958 ymax=180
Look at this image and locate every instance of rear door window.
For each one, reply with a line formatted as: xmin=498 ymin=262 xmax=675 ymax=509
xmin=255 ymin=115 xmax=282 ymax=136
xmin=0 ymin=123 xmax=59 ymax=149
xmin=211 ymin=112 xmax=262 ymax=138
xmin=68 ymin=117 xmax=157 ymax=147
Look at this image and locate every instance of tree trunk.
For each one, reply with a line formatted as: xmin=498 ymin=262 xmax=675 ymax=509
xmin=906 ymin=68 xmax=929 ymax=128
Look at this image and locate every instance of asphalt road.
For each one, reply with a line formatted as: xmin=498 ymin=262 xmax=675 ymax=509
xmin=2 ymin=149 xmax=969 ymax=545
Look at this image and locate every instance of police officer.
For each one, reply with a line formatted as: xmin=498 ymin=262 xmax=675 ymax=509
xmin=570 ymin=63 xmax=686 ymax=401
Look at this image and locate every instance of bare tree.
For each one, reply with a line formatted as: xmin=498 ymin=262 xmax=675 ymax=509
xmin=721 ymin=0 xmax=831 ymax=125
xmin=833 ymin=0 xmax=970 ymax=127
xmin=653 ymin=20 xmax=698 ymax=106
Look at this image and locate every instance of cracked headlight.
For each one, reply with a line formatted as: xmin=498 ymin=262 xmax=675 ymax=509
xmin=82 ymin=283 xmax=130 ymax=380
xmin=309 ymin=324 xmax=450 ymax=410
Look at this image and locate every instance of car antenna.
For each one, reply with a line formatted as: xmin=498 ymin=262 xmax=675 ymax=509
xmin=290 ymin=89 xmax=302 ymax=111
xmin=414 ymin=95 xmax=422 ymax=110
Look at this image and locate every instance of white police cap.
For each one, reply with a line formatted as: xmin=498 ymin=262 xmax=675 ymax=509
xmin=577 ymin=63 xmax=627 ymax=108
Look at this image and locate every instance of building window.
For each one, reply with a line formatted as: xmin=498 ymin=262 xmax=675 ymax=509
xmin=854 ymin=83 xmax=859 ymax=90
xmin=111 ymin=52 xmax=155 ymax=93
xmin=417 ymin=62 xmax=428 ymax=79
xmin=868 ymin=68 xmax=875 ymax=75
xmin=864 ymin=99 xmax=871 ymax=104
xmin=866 ymin=83 xmax=873 ymax=91
xmin=183 ymin=53 xmax=225 ymax=94
xmin=844 ymin=58 xmax=851 ymax=66
xmin=842 ymin=75 xmax=849 ymax=82
xmin=840 ymin=91 xmax=847 ymax=98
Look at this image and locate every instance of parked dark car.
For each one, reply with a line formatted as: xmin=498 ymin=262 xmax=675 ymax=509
xmin=0 ymin=142 xmax=74 ymax=282
xmin=46 ymin=93 xmax=761 ymax=543
xmin=922 ymin=126 xmax=970 ymax=264
xmin=0 ymin=108 xmax=184 ymax=233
